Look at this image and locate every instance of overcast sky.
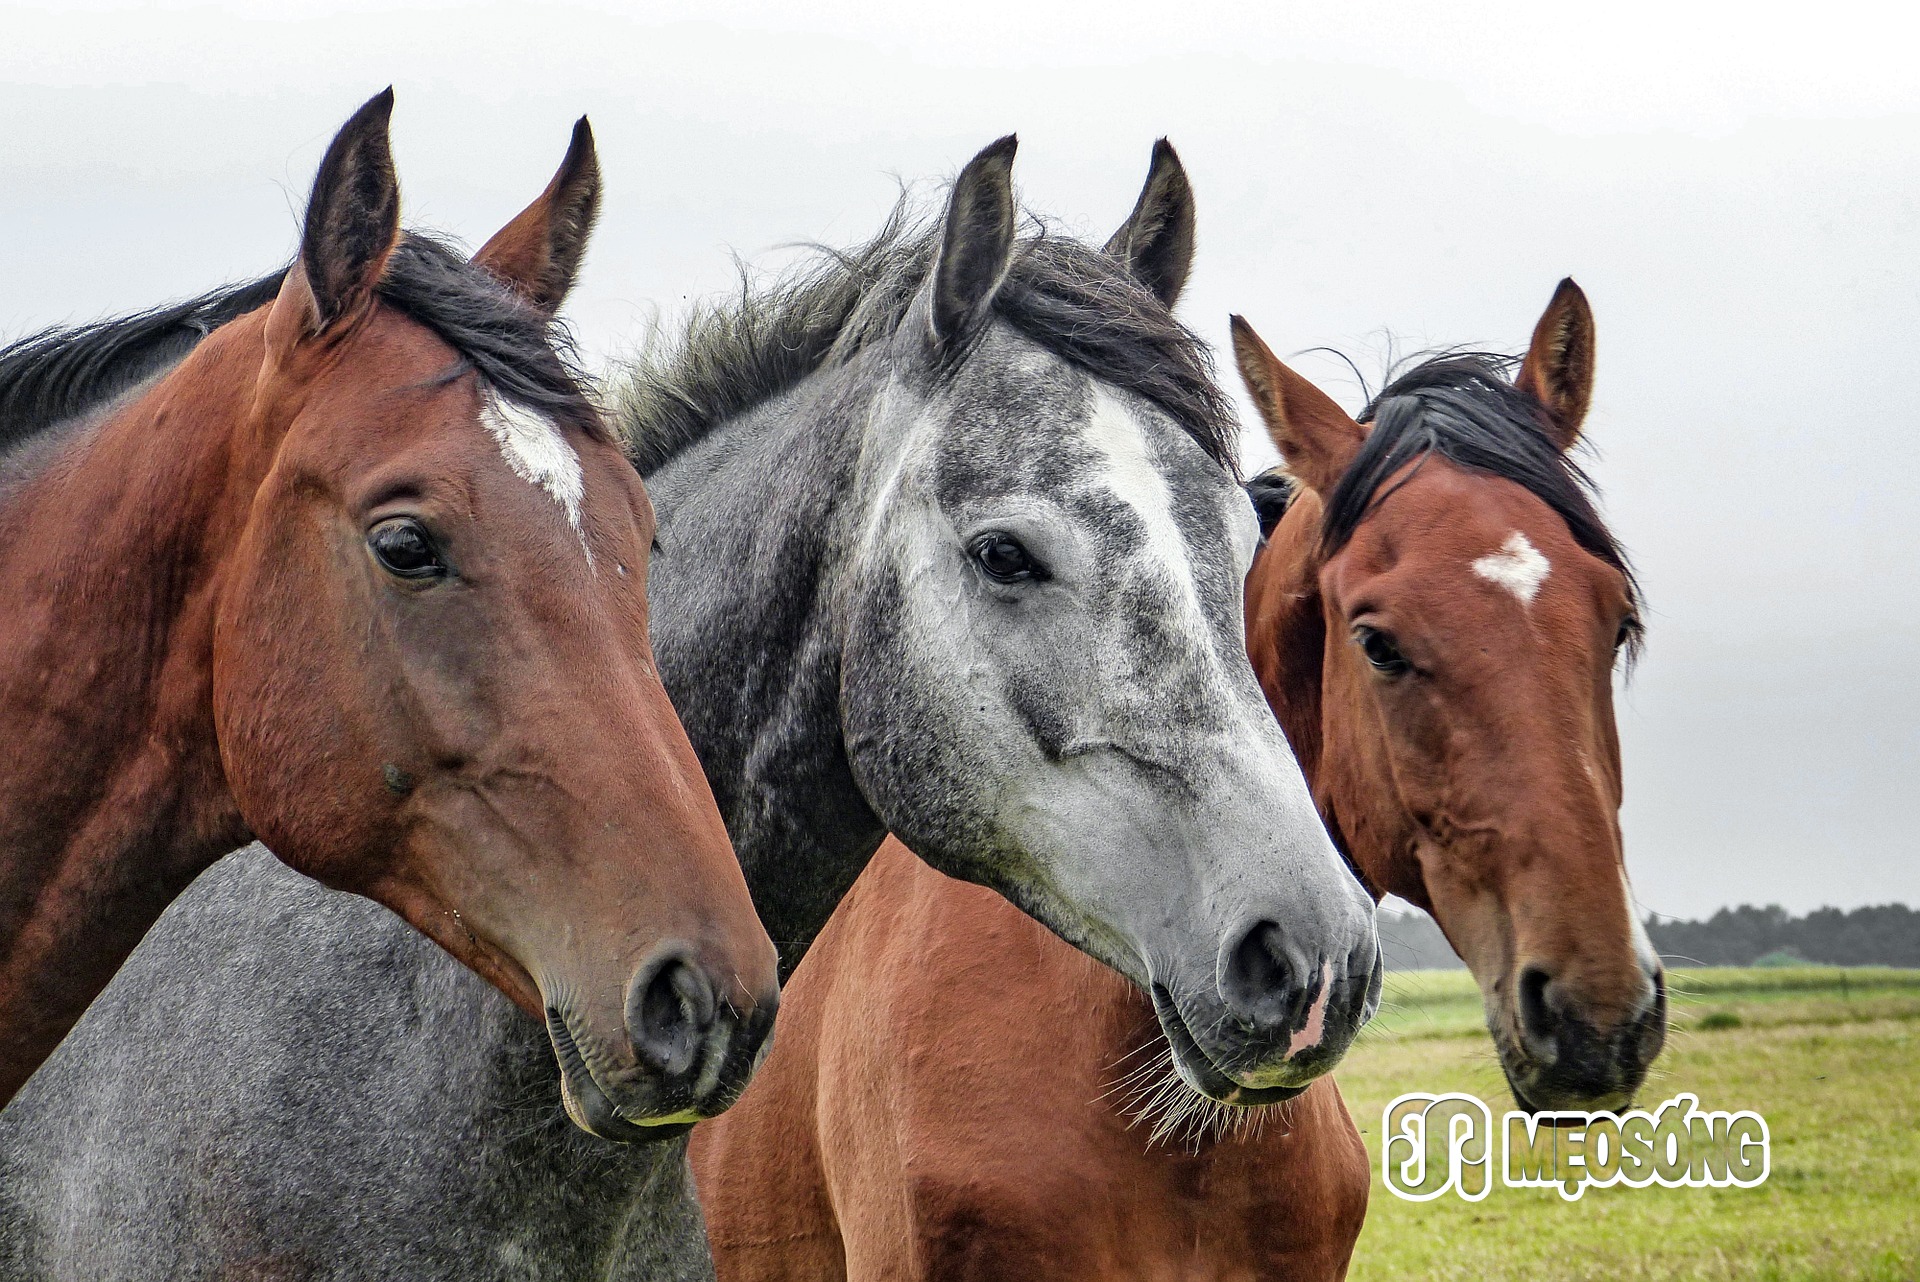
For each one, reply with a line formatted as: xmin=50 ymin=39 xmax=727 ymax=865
xmin=5 ymin=0 xmax=1915 ymax=920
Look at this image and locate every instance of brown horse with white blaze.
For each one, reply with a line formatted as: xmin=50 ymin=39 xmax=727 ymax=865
xmin=690 ymin=274 xmax=1665 ymax=1279
xmin=1238 ymin=289 xmax=1664 ymax=1113
xmin=0 ymin=93 xmax=779 ymax=1131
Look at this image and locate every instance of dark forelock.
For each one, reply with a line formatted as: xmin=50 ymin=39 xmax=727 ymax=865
xmin=1324 ymin=351 xmax=1643 ymax=651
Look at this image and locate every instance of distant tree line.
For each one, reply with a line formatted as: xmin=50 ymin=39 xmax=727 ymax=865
xmin=1644 ymin=903 xmax=1920 ymax=968
xmin=1376 ymin=902 xmax=1920 ymax=971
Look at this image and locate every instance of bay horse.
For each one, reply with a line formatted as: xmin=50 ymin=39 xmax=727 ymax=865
xmin=0 ymin=140 xmax=1377 ymax=1279
xmin=0 ymin=93 xmax=778 ymax=1127
xmin=687 ymin=281 xmax=1668 ymax=1280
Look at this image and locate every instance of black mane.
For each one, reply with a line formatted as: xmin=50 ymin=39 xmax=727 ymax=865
xmin=615 ymin=203 xmax=1237 ymax=476
xmin=1324 ymin=351 xmax=1642 ymax=650
xmin=0 ymin=273 xmax=287 ymax=454
xmin=0 ymin=233 xmax=601 ymax=462
xmin=375 ymin=236 xmax=602 ymax=439
xmin=1246 ymin=468 xmax=1298 ymax=538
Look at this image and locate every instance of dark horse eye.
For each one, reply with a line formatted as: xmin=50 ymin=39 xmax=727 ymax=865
xmin=971 ymin=532 xmax=1042 ymax=584
xmin=1354 ymin=624 xmax=1411 ymax=676
xmin=368 ymin=518 xmax=446 ymax=580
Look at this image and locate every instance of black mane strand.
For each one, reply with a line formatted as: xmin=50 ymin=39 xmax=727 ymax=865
xmin=0 ymin=273 xmax=287 ymax=455
xmin=376 ymin=235 xmax=602 ymax=440
xmin=1246 ymin=467 xmax=1298 ymax=538
xmin=0 ymin=232 xmax=601 ymax=464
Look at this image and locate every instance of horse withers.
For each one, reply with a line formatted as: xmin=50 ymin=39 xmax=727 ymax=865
xmin=690 ymin=280 xmax=1663 ymax=1280
xmin=0 ymin=94 xmax=777 ymax=1128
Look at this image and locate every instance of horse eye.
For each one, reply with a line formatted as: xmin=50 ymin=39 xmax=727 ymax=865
xmin=971 ymin=532 xmax=1043 ymax=584
xmin=1354 ymin=625 xmax=1411 ymax=676
xmin=368 ymin=518 xmax=446 ymax=580
xmin=1615 ymin=615 xmax=1640 ymax=651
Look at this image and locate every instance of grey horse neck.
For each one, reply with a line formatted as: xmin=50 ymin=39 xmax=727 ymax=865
xmin=642 ymin=360 xmax=888 ymax=975
xmin=0 ymin=849 xmax=713 ymax=1282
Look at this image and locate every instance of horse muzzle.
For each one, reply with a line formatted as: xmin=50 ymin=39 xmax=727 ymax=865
xmin=1151 ymin=926 xmax=1382 ymax=1105
xmin=1498 ymin=963 xmax=1668 ymax=1113
xmin=544 ymin=946 xmax=779 ymax=1141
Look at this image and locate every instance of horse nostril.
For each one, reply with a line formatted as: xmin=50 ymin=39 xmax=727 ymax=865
xmin=1516 ymin=964 xmax=1560 ymax=1060
xmin=626 ymin=950 xmax=718 ymax=1080
xmin=1222 ymin=920 xmax=1297 ymax=1029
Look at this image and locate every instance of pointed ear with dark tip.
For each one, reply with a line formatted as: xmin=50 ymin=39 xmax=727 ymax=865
xmin=1103 ymin=138 xmax=1195 ymax=309
xmin=1230 ymin=315 xmax=1367 ymax=496
xmin=1515 ymin=277 xmax=1596 ymax=452
xmin=294 ymin=88 xmax=401 ymax=335
xmin=929 ymin=135 xmax=1018 ymax=347
xmin=474 ymin=116 xmax=602 ymax=315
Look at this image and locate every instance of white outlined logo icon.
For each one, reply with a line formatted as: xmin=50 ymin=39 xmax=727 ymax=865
xmin=1382 ymin=1093 xmax=1495 ymax=1202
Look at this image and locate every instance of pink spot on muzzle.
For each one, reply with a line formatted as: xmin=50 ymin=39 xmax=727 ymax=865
xmin=1287 ymin=961 xmax=1335 ymax=1058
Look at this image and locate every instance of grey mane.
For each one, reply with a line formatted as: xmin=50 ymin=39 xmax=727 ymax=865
xmin=614 ymin=199 xmax=1239 ymax=478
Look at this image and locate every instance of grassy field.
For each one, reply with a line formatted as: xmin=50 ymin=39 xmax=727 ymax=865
xmin=1336 ymin=967 xmax=1920 ymax=1281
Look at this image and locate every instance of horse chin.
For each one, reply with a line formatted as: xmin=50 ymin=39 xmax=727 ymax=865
xmin=1149 ymin=983 xmax=1310 ymax=1107
xmin=1494 ymin=1041 xmax=1635 ymax=1117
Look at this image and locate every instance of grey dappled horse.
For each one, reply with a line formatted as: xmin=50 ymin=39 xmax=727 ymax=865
xmin=0 ymin=139 xmax=1379 ymax=1279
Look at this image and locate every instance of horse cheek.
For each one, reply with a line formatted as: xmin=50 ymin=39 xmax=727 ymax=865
xmin=212 ymin=500 xmax=390 ymax=889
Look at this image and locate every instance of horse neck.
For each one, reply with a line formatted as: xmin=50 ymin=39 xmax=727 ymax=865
xmin=0 ymin=315 xmax=268 ymax=1096
xmin=1245 ymin=497 xmax=1331 ymax=793
xmin=644 ymin=362 xmax=889 ymax=977
xmin=1247 ymin=495 xmax=1429 ymax=906
xmin=1245 ymin=496 xmax=1392 ymax=899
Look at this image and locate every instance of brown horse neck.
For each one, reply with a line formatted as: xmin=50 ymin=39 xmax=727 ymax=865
xmin=1244 ymin=505 xmax=1403 ymax=905
xmin=1245 ymin=501 xmax=1332 ymax=790
xmin=0 ymin=312 xmax=272 ymax=1099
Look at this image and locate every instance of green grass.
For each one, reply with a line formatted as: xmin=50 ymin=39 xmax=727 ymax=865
xmin=1338 ymin=967 xmax=1920 ymax=1281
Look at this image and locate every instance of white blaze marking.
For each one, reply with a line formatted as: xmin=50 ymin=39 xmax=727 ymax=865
xmin=1624 ymin=867 xmax=1660 ymax=978
xmin=1081 ymin=387 xmax=1210 ymax=639
xmin=1472 ymin=531 xmax=1550 ymax=605
xmin=480 ymin=391 xmax=590 ymax=560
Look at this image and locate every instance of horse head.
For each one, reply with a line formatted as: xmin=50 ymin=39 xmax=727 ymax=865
xmin=1237 ymin=284 xmax=1665 ymax=1111
xmin=212 ymin=96 xmax=779 ymax=1135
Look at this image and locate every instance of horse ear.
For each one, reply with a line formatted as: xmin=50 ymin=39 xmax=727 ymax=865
xmin=1230 ymin=315 xmax=1366 ymax=497
xmin=1103 ymin=138 xmax=1195 ymax=309
xmin=292 ymin=89 xmax=401 ymax=335
xmin=929 ymin=135 xmax=1018 ymax=347
xmin=1515 ymin=278 xmax=1596 ymax=452
xmin=473 ymin=117 xmax=602 ymax=316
